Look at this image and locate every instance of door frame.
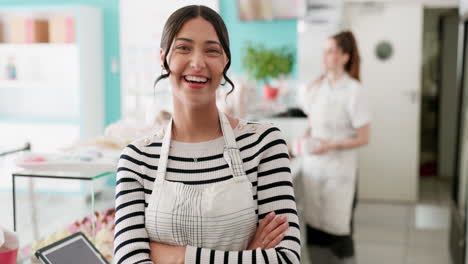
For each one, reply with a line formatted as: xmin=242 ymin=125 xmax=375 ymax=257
xmin=450 ymin=15 xmax=468 ymax=264
xmin=438 ymin=10 xmax=461 ymax=182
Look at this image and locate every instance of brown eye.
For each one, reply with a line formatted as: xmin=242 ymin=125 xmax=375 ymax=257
xmin=206 ymin=49 xmax=222 ymax=56
xmin=176 ymin=46 xmax=190 ymax=52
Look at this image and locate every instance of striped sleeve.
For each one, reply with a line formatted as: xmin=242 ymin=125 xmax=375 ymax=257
xmin=113 ymin=144 xmax=154 ymax=264
xmin=184 ymin=126 xmax=301 ymax=264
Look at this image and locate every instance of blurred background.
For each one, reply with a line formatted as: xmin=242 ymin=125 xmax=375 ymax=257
xmin=0 ymin=0 xmax=467 ymax=263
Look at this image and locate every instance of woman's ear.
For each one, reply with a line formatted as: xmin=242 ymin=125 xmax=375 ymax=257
xmin=341 ymin=53 xmax=350 ymax=66
xmin=224 ymin=55 xmax=229 ymax=69
xmin=160 ymin=49 xmax=165 ymax=69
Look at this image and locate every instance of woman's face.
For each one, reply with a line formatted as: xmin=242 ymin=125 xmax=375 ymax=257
xmin=161 ymin=17 xmax=229 ymax=107
xmin=322 ymin=38 xmax=349 ymax=73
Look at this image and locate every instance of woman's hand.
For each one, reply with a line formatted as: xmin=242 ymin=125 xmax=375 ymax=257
xmin=247 ymin=212 xmax=289 ymax=250
xmin=150 ymin=242 xmax=185 ymax=264
xmin=312 ymin=124 xmax=370 ymax=155
xmin=312 ymin=140 xmax=337 ymax=155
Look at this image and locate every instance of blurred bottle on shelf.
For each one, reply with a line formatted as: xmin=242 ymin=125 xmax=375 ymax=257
xmin=6 ymin=56 xmax=17 ymax=80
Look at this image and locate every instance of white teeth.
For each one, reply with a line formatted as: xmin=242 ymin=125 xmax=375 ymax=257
xmin=185 ymin=76 xmax=208 ymax=83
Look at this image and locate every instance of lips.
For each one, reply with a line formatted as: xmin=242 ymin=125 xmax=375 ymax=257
xmin=183 ymin=75 xmax=210 ymax=89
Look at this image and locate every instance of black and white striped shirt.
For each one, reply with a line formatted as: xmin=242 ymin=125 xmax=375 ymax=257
xmin=113 ymin=121 xmax=301 ymax=264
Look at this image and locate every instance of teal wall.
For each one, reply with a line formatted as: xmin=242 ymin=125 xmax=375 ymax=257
xmin=0 ymin=0 xmax=120 ymax=125
xmin=219 ymin=0 xmax=298 ymax=78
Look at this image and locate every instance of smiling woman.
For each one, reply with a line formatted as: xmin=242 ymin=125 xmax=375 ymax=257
xmin=163 ymin=17 xmax=228 ymax=107
xmin=113 ymin=5 xmax=301 ymax=264
xmin=155 ymin=6 xmax=234 ymax=112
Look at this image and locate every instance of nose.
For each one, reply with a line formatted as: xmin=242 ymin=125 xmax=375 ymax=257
xmin=190 ymin=50 xmax=206 ymax=71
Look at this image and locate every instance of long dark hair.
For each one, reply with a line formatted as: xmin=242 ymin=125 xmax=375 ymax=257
xmin=332 ymin=30 xmax=360 ymax=81
xmin=154 ymin=5 xmax=235 ymax=94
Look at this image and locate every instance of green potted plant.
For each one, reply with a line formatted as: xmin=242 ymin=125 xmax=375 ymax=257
xmin=242 ymin=43 xmax=294 ymax=100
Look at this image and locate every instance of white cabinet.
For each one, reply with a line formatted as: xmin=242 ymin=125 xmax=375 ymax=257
xmin=0 ymin=5 xmax=104 ymax=149
xmin=0 ymin=44 xmax=80 ymax=122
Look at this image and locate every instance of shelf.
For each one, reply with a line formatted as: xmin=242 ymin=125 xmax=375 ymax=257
xmin=0 ymin=43 xmax=77 ymax=56
xmin=0 ymin=80 xmax=70 ymax=89
xmin=0 ymin=43 xmax=76 ymax=48
xmin=0 ymin=5 xmax=104 ymax=141
xmin=0 ymin=116 xmax=80 ymax=124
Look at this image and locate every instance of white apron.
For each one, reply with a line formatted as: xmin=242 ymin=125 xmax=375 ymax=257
xmin=145 ymin=112 xmax=257 ymax=251
xmin=302 ymin=75 xmax=361 ymax=236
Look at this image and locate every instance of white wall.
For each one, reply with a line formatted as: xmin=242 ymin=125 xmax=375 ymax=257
xmin=297 ymin=23 xmax=340 ymax=86
xmin=298 ymin=0 xmax=344 ymax=88
xmin=462 ymin=0 xmax=468 ymax=16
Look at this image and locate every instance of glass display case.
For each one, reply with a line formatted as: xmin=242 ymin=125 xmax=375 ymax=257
xmin=11 ymin=169 xmax=115 ymax=263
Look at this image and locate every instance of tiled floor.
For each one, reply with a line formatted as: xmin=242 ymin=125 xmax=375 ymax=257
xmin=353 ymin=202 xmax=450 ymax=264
xmin=298 ymin=177 xmax=452 ymax=264
xmin=355 ymin=177 xmax=450 ymax=264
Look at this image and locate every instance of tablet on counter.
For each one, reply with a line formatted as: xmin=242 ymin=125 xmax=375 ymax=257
xmin=35 ymin=232 xmax=109 ymax=264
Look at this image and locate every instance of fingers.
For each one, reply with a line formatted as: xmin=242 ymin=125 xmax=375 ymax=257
xmin=258 ymin=212 xmax=276 ymax=233
xmin=265 ymin=231 xmax=286 ymax=249
xmin=249 ymin=213 xmax=289 ymax=250
xmin=263 ymin=221 xmax=288 ymax=248
xmin=247 ymin=212 xmax=276 ymax=250
xmin=264 ymin=221 xmax=288 ymax=244
xmin=260 ymin=215 xmax=287 ymax=242
xmin=312 ymin=147 xmax=326 ymax=155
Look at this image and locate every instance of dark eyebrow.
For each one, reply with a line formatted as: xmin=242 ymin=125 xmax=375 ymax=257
xmin=206 ymin=40 xmax=221 ymax=46
xmin=175 ymin=37 xmax=193 ymax=43
xmin=175 ymin=38 xmax=221 ymax=46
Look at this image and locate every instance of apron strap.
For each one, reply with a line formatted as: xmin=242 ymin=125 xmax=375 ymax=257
xmin=219 ymin=112 xmax=247 ymax=179
xmin=219 ymin=112 xmax=237 ymax=149
xmin=155 ymin=119 xmax=172 ymax=184
xmin=156 ymin=111 xmax=247 ymax=184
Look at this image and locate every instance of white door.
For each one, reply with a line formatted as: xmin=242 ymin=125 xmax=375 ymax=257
xmin=344 ymin=2 xmax=422 ymax=202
